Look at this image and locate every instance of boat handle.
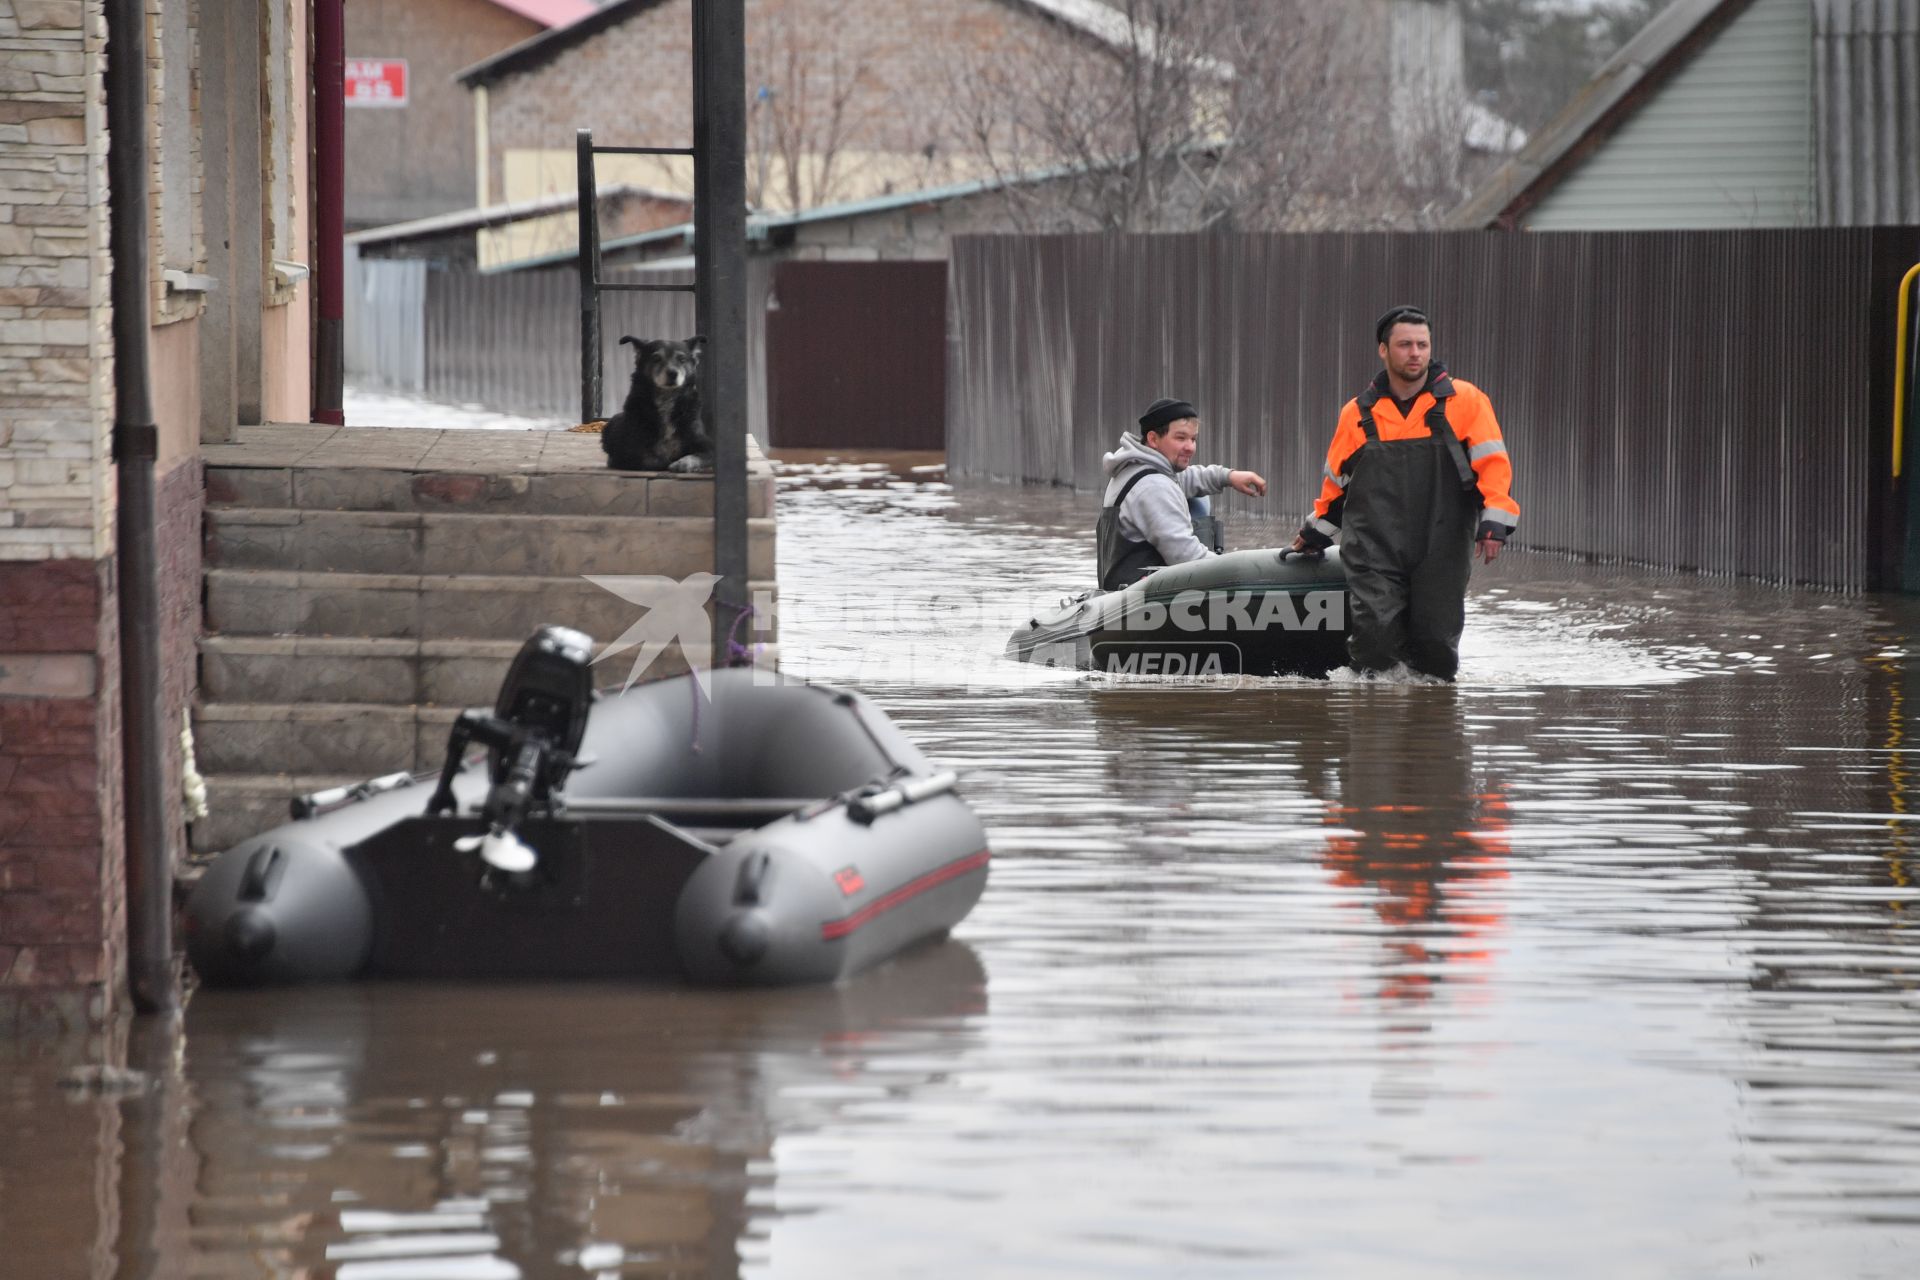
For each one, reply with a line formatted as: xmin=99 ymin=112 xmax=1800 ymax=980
xmin=848 ymin=771 xmax=958 ymax=824
xmin=237 ymin=845 xmax=285 ymax=903
xmin=291 ymin=770 xmax=416 ymax=819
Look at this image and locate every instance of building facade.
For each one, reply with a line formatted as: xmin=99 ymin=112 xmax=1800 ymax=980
xmin=344 ymin=0 xmax=588 ymax=229
xmin=1 ymin=0 xmax=316 ymax=1027
xmin=1454 ymin=0 xmax=1919 ymax=230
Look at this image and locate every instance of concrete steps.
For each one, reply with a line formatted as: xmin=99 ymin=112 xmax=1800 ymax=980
xmin=206 ymin=568 xmax=778 ymax=642
xmin=190 ymin=427 xmax=779 ymax=853
xmin=204 ymin=508 xmax=775 ymax=577
xmin=206 ymin=459 xmax=773 ymax=519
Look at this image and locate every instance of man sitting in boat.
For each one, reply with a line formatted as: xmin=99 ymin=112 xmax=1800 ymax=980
xmin=1098 ymin=397 xmax=1267 ymax=591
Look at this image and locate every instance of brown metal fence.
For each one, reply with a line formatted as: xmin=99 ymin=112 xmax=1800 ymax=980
xmin=767 ymin=261 xmax=947 ymax=449
xmin=948 ymin=229 xmax=1920 ymax=589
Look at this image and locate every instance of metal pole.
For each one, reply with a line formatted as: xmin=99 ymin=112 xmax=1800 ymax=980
xmin=577 ymin=128 xmax=602 ymax=424
xmin=105 ymin=0 xmax=178 ymax=1015
xmin=313 ymin=0 xmax=346 ymax=424
xmin=693 ymin=0 xmax=751 ymax=661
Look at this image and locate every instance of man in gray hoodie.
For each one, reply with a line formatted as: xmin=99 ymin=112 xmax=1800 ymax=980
xmin=1098 ymin=398 xmax=1267 ymax=591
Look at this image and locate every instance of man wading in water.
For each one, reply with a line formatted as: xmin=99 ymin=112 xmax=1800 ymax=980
xmin=1292 ymin=307 xmax=1520 ymax=681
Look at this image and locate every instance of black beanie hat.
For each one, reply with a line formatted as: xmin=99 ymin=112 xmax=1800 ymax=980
xmin=1375 ymin=305 xmax=1431 ymax=344
xmin=1138 ymin=398 xmax=1198 ymax=435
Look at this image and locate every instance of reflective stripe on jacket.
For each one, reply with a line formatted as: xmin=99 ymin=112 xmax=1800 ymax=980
xmin=1309 ymin=373 xmax=1519 ymax=537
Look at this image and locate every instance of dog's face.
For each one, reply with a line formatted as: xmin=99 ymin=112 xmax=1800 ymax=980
xmin=622 ymin=335 xmax=705 ymax=393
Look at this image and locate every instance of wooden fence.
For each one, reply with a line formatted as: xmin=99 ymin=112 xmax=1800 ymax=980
xmin=948 ymin=229 xmax=1920 ymax=589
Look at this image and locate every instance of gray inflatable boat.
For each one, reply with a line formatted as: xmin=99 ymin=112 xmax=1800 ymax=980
xmin=184 ymin=628 xmax=989 ymax=988
xmin=1007 ymin=547 xmax=1350 ymax=678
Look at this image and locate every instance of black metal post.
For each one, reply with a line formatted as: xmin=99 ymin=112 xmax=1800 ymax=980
xmin=577 ymin=128 xmax=602 ymax=424
xmin=692 ymin=0 xmax=751 ymax=661
xmin=105 ymin=0 xmax=177 ymax=1014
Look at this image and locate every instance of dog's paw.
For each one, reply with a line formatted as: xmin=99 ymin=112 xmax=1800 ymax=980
xmin=668 ymin=453 xmax=714 ymax=474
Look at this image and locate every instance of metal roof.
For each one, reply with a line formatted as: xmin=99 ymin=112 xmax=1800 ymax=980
xmin=458 ymin=0 xmax=1181 ymax=88
xmin=347 ymin=183 xmax=689 ymax=248
xmin=458 ymin=0 xmax=663 ymax=86
xmin=483 ymin=160 xmax=1101 ymax=273
xmin=484 ymin=0 xmax=596 ymax=29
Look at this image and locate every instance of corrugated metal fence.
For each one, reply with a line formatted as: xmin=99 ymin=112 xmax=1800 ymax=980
xmin=948 ymin=229 xmax=1918 ymax=589
xmin=343 ymin=249 xmax=427 ymax=392
xmin=1814 ymin=0 xmax=1920 ymax=226
xmin=345 ymin=257 xmax=770 ymax=436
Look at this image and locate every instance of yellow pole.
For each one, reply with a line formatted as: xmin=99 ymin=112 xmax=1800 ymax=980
xmin=1896 ymin=263 xmax=1920 ymax=478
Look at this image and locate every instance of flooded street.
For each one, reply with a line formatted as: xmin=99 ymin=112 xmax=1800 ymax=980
xmin=8 ymin=459 xmax=1920 ymax=1277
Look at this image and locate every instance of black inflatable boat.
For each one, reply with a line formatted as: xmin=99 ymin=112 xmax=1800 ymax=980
xmin=1006 ymin=547 xmax=1350 ymax=678
xmin=184 ymin=627 xmax=989 ymax=988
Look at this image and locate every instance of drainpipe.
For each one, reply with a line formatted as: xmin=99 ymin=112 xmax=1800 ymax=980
xmin=104 ymin=0 xmax=177 ymax=1014
xmin=312 ymin=0 xmax=345 ymax=424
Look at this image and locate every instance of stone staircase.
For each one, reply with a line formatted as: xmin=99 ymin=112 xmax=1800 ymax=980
xmin=191 ymin=425 xmax=776 ymax=853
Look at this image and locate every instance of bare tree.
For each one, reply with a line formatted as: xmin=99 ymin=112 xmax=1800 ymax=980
xmin=747 ymin=4 xmax=872 ymax=212
xmin=945 ymin=0 xmax=1479 ymax=233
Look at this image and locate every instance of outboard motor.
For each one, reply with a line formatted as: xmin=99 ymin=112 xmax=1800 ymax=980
xmin=425 ymin=625 xmax=596 ymax=873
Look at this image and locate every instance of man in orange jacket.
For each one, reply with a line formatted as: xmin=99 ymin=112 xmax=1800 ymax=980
xmin=1292 ymin=306 xmax=1519 ymax=680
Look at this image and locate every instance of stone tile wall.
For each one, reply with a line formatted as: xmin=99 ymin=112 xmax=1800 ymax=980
xmin=0 ymin=0 xmax=113 ymax=564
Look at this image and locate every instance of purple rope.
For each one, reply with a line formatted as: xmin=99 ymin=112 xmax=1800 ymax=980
xmin=689 ymin=601 xmax=761 ymax=755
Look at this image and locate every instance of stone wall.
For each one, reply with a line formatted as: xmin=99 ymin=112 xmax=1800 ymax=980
xmin=0 ymin=0 xmax=114 ymax=565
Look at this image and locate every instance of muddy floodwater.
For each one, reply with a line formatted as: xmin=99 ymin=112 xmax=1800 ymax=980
xmin=8 ymin=457 xmax=1920 ymax=1278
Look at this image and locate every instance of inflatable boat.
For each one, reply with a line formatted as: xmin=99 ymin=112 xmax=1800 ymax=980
xmin=184 ymin=627 xmax=989 ymax=988
xmin=1006 ymin=547 xmax=1350 ymax=678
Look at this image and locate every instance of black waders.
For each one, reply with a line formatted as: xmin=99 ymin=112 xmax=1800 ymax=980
xmin=1340 ymin=375 xmax=1480 ymax=681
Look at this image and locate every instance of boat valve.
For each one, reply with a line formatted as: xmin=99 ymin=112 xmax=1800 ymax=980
xmin=719 ymin=909 xmax=772 ymax=966
xmin=225 ymin=907 xmax=277 ymax=965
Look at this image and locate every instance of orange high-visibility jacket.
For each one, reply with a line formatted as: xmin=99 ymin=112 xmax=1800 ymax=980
xmin=1307 ymin=373 xmax=1519 ymax=540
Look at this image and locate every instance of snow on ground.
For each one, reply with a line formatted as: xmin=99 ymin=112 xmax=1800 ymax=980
xmin=345 ymin=385 xmax=570 ymax=432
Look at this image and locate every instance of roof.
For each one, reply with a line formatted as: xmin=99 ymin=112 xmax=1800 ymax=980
xmin=347 ymin=183 xmax=690 ymax=249
xmin=484 ymin=160 xmax=1106 ymax=273
xmin=460 ymin=0 xmax=672 ymax=86
xmin=1448 ymin=0 xmax=1758 ymax=228
xmin=458 ymin=0 xmax=1208 ymax=88
xmin=484 ymin=0 xmax=597 ymax=28
xmin=1007 ymin=0 xmax=1225 ymax=71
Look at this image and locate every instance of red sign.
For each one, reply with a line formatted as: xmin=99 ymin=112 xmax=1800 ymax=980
xmin=345 ymin=59 xmax=407 ymax=108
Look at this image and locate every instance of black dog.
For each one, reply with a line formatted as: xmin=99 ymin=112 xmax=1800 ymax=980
xmin=601 ymin=334 xmax=712 ymax=472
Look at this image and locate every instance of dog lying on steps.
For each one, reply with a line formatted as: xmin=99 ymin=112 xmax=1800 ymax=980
xmin=602 ymin=334 xmax=713 ymax=473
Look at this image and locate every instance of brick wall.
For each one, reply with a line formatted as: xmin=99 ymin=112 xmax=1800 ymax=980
xmin=480 ymin=0 xmax=1115 ymax=207
xmin=0 ymin=560 xmax=124 ymax=1029
xmin=346 ymin=0 xmax=542 ymax=228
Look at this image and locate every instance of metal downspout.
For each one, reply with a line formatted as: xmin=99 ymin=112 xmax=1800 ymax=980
xmin=313 ymin=0 xmax=346 ymax=424
xmin=104 ymin=0 xmax=178 ymax=1014
xmin=693 ymin=0 xmax=750 ymax=664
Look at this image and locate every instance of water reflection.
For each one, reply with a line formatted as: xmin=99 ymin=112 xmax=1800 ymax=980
xmin=162 ymin=942 xmax=986 ymax=1278
xmin=1318 ymin=690 xmax=1510 ymax=1012
xmin=9 ymin=457 xmax=1920 ymax=1275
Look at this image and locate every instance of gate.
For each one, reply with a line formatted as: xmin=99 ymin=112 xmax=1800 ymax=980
xmin=766 ymin=261 xmax=946 ymax=450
